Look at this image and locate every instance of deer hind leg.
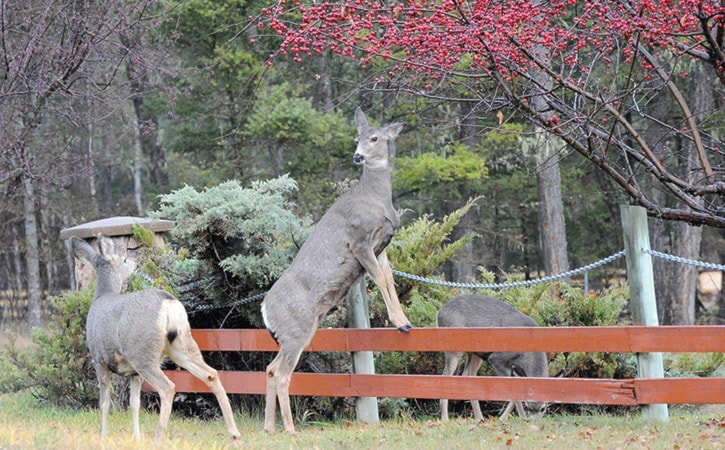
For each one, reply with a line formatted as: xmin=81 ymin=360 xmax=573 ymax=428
xmin=264 ymin=353 xmax=280 ymax=433
xmin=265 ymin=341 xmax=306 ymax=433
xmin=167 ymin=335 xmax=242 ymax=444
xmin=95 ymin=363 xmax=112 ymax=438
xmin=139 ymin=367 xmax=176 ymax=442
xmin=440 ymin=351 xmax=463 ymax=421
xmin=461 ymin=353 xmax=484 ymax=421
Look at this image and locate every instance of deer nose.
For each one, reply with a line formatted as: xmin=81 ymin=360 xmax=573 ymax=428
xmin=353 ymin=153 xmax=364 ymax=164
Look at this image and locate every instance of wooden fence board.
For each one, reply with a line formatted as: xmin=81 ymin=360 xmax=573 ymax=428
xmin=144 ymin=326 xmax=725 ymax=406
xmin=158 ymin=371 xmax=725 ymax=405
xmin=190 ymin=326 xmax=725 ymax=353
xmin=160 ymin=372 xmax=636 ymax=404
xmin=632 ymin=378 xmax=725 ymax=404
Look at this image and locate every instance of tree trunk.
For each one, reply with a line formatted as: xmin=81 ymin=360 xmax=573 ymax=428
xmin=12 ymin=226 xmax=23 ymax=291
xmin=124 ymin=35 xmax=168 ymax=188
xmin=445 ymin=99 xmax=481 ymax=281
xmin=651 ymin=63 xmax=709 ymax=325
xmin=87 ymin=123 xmax=99 ymax=216
xmin=23 ymin=175 xmax=42 ymax=330
xmin=316 ymin=52 xmax=334 ymax=112
xmin=131 ymin=107 xmax=145 ymax=215
xmin=536 ymin=132 xmax=570 ymax=277
xmin=527 ymin=13 xmax=570 ymax=278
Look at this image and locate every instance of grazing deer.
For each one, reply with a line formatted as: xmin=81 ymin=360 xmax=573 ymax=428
xmin=70 ymin=234 xmax=241 ymax=445
xmin=261 ymin=107 xmax=413 ymax=433
xmin=436 ymin=294 xmax=551 ymax=421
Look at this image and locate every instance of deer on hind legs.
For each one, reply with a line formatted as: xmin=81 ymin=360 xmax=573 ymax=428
xmin=437 ymin=294 xmax=553 ymax=421
xmin=261 ymin=107 xmax=412 ymax=433
xmin=70 ymin=234 xmax=241 ymax=445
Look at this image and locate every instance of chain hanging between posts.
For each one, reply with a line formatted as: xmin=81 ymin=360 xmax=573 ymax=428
xmin=139 ymin=249 xmax=723 ymax=313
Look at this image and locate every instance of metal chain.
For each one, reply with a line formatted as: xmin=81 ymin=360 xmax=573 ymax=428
xmin=393 ymin=250 xmax=626 ymax=290
xmin=136 ymin=248 xmax=723 ymax=312
xmin=189 ymin=291 xmax=267 ymax=312
xmin=132 ymin=272 xmax=265 ymax=312
xmin=643 ymin=249 xmax=725 ymax=271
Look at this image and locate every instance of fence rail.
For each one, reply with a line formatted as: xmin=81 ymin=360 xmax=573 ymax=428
xmin=150 ymin=326 xmax=725 ymax=406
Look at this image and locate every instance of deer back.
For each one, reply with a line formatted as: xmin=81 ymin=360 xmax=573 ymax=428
xmin=437 ymin=294 xmax=549 ymax=378
xmin=436 ymin=294 xmax=539 ymax=328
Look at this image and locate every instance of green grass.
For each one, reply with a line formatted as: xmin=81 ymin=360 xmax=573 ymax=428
xmin=0 ymin=391 xmax=722 ymax=449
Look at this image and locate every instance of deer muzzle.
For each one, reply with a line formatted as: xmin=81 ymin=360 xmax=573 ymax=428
xmin=353 ymin=153 xmax=364 ymax=164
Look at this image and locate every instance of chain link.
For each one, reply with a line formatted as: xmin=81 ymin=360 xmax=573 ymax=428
xmin=643 ymin=249 xmax=725 ymax=271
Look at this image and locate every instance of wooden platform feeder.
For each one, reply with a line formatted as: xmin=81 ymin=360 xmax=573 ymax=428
xmin=60 ymin=216 xmax=175 ymax=290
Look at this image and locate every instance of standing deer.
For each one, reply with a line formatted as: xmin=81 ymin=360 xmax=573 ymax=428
xmin=70 ymin=234 xmax=241 ymax=444
xmin=261 ymin=107 xmax=413 ymax=433
xmin=436 ymin=294 xmax=551 ymax=421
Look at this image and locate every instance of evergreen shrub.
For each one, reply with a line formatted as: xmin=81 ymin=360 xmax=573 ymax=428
xmin=0 ymin=288 xmax=97 ymax=408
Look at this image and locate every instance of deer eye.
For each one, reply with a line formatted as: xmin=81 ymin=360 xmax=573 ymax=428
xmin=371 ymin=136 xmax=378 ymax=142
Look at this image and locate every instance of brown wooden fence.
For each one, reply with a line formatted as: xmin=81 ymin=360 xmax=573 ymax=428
xmin=152 ymin=326 xmax=725 ymax=406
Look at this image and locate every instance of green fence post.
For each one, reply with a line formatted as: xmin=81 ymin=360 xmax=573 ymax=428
xmin=347 ymin=280 xmax=379 ymax=423
xmin=620 ymin=205 xmax=669 ymax=422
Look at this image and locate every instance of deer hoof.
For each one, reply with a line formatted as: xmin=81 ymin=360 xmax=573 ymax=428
xmin=398 ymin=323 xmax=413 ymax=332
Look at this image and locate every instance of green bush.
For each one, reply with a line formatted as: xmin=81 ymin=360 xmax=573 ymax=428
xmin=0 ymin=288 xmax=97 ymax=408
xmin=664 ymin=352 xmax=725 ymax=377
xmin=152 ymin=175 xmax=311 ymax=327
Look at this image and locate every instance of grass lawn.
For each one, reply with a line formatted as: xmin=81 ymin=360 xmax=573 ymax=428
xmin=0 ymin=391 xmax=722 ymax=449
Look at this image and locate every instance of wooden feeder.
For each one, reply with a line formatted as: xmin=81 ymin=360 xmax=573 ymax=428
xmin=60 ymin=216 xmax=175 ymax=290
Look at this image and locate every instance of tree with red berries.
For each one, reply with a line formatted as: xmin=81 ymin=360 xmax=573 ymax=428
xmin=263 ymin=0 xmax=725 ymax=324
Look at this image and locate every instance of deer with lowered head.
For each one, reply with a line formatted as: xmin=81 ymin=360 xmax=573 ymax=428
xmin=437 ymin=294 xmax=552 ymax=421
xmin=261 ymin=107 xmax=413 ymax=433
xmin=70 ymin=234 xmax=241 ymax=444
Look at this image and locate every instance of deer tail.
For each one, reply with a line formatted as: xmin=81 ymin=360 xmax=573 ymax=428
xmin=163 ymin=296 xmax=189 ymax=345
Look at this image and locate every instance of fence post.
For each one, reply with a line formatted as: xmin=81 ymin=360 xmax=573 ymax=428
xmin=347 ymin=280 xmax=379 ymax=423
xmin=620 ymin=205 xmax=669 ymax=422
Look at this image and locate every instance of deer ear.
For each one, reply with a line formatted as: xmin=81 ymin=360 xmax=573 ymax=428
xmin=70 ymin=236 xmax=96 ymax=264
xmin=354 ymin=107 xmax=369 ymax=133
xmin=385 ymin=123 xmax=404 ymax=139
xmin=511 ymin=364 xmax=527 ymax=377
xmin=97 ymin=234 xmax=115 ymax=258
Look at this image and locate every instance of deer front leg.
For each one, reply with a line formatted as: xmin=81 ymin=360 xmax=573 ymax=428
xmin=353 ymin=247 xmax=412 ymax=331
xmin=96 ymin=364 xmax=112 ymax=438
xmin=377 ymin=251 xmax=412 ymax=330
xmin=129 ymin=375 xmax=142 ymax=440
xmin=499 ymin=401 xmax=516 ymax=419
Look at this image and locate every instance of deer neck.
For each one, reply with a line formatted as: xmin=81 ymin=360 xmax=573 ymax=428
xmin=360 ymin=164 xmax=393 ymax=199
xmin=93 ymin=262 xmax=123 ymax=299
